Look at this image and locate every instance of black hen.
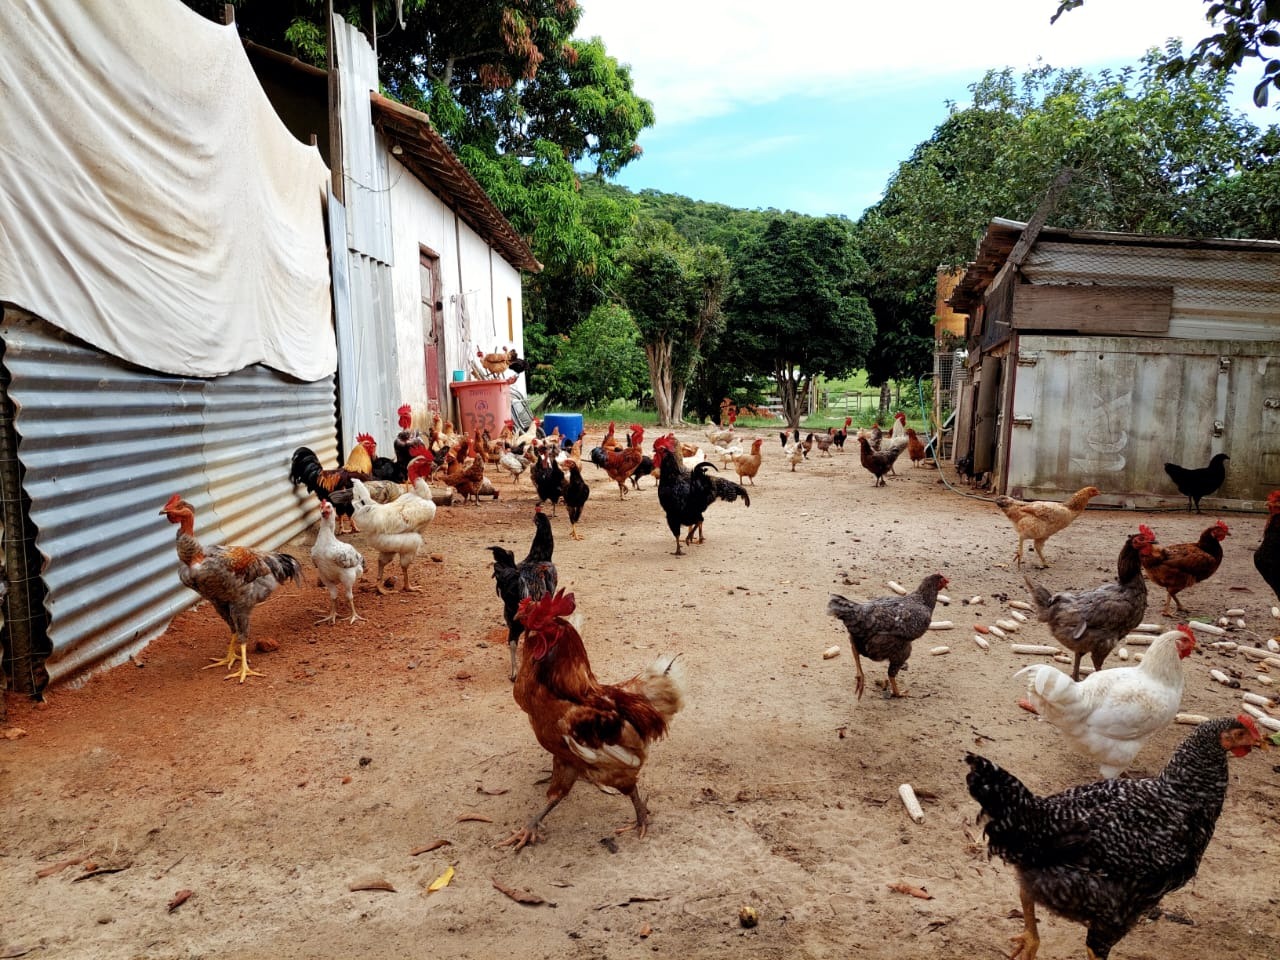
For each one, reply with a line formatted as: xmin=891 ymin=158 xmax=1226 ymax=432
xmin=1164 ymin=453 xmax=1228 ymax=513
xmin=826 ymin=573 xmax=947 ymax=699
xmin=562 ymin=460 xmax=590 ymax=540
xmin=532 ymin=449 xmax=564 ymax=515
xmin=858 ymin=436 xmax=903 ymax=486
xmin=488 ymin=510 xmax=557 ymax=681
xmin=965 ymin=715 xmax=1264 ymax=960
xmin=629 ymin=455 xmax=654 ymax=489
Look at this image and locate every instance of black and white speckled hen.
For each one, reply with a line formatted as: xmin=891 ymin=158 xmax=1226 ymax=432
xmin=965 ymin=714 xmax=1266 ymax=960
xmin=826 ymin=573 xmax=948 ymax=700
xmin=488 ymin=509 xmax=557 ymax=682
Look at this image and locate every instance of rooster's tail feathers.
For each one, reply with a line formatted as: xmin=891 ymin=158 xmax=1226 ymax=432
xmin=641 ymin=653 xmax=687 ymax=722
xmin=268 ymin=552 xmax=304 ymax=587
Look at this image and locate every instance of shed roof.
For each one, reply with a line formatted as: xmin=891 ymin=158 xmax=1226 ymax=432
xmin=370 ymin=93 xmax=541 ymax=274
xmin=947 ymin=217 xmax=1280 ymax=314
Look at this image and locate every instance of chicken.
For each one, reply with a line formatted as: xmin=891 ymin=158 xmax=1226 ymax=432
xmin=629 ymin=455 xmax=654 ymax=489
xmin=705 ymin=420 xmax=735 ymax=446
xmin=511 ymin=417 xmax=541 ymax=451
xmin=500 ymin=589 xmax=687 ymax=850
xmin=878 ymin=412 xmax=911 ymax=472
xmin=342 ymin=437 xmax=374 ymax=475
xmin=652 ymin=436 xmax=750 ymax=555
xmin=354 ymin=431 xmax=410 ymax=482
xmin=477 ymin=347 xmax=519 ymax=376
xmin=800 ymin=432 xmax=815 ymax=459
xmin=496 ymin=446 xmax=528 ymax=485
xmin=310 ymin=501 xmax=366 ymax=625
xmin=532 ymin=446 xmax=565 ymax=513
xmin=1164 ymin=453 xmax=1229 ymax=513
xmin=779 ymin=427 xmax=800 ymax=448
xmin=289 ymin=446 xmax=372 ymax=534
xmin=1254 ymin=489 xmax=1280 ymax=603
xmin=712 ymin=440 xmax=743 ymax=467
xmin=965 ymin=715 xmax=1265 ymax=960
xmin=826 ymin=573 xmax=949 ymax=700
xmin=602 ymin=426 xmax=645 ymax=499
xmin=1016 ymin=624 xmax=1197 ymax=778
xmin=439 ymin=447 xmax=487 ymax=505
xmin=905 ymin=427 xmax=926 ymax=467
xmin=732 ymin=438 xmax=764 ymax=485
xmin=1138 ymin=520 xmax=1230 ymax=615
xmin=349 ymin=470 xmax=437 ymax=595
xmin=995 ymin=485 xmax=1101 ymax=568
xmin=786 ymin=440 xmax=805 ymax=472
xmin=159 ymin=495 xmax=303 ymax=683
xmin=813 ymin=429 xmax=835 ymax=456
xmin=857 ymin=435 xmax=903 ymax=486
xmin=832 ymin=416 xmax=852 ymax=452
xmin=488 ymin=509 xmax=557 ymax=681
xmin=562 ymin=459 xmax=590 ymax=541
xmin=1023 ymin=529 xmax=1152 ymax=680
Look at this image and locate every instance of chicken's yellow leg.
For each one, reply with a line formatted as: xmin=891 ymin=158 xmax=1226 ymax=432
xmin=224 ymin=642 xmax=265 ymax=683
xmin=1008 ymin=885 xmax=1040 ymax=960
xmin=204 ymin=636 xmax=238 ymax=672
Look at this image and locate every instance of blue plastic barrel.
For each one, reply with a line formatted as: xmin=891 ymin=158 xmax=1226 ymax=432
xmin=541 ymin=412 xmax=584 ymax=440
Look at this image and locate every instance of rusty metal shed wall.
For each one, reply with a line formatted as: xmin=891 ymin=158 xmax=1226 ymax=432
xmin=2 ymin=312 xmax=335 ymax=684
xmin=1003 ymin=334 xmax=1278 ymax=510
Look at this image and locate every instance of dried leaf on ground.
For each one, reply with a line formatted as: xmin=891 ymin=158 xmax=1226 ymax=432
xmin=426 ymin=865 xmax=455 ymax=894
xmin=887 ymin=881 xmax=933 ymax=900
xmin=410 ymin=839 xmax=451 ymax=856
xmin=491 ymin=876 xmax=556 ymax=907
xmin=167 ymin=889 xmax=194 ymax=912
xmin=348 ymin=878 xmax=396 ymax=893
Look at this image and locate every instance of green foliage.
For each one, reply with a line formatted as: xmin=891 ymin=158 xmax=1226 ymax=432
xmin=1053 ymin=0 xmax=1280 ymax=108
xmin=547 ymin=304 xmax=649 ymax=408
xmin=728 ymin=217 xmax=875 ymax=428
xmin=616 ymin=220 xmax=730 ymax=425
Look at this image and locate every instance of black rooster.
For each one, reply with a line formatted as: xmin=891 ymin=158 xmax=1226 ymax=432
xmin=966 ymin=715 xmax=1264 ymax=960
xmin=289 ymin=447 xmax=371 ymax=534
xmin=562 ymin=460 xmax=590 ymax=540
xmin=652 ymin=438 xmax=750 ymax=556
xmin=1163 ymin=453 xmax=1228 ymax=513
xmin=531 ymin=447 xmax=564 ymax=515
xmin=488 ymin=510 xmax=557 ymax=681
xmin=858 ymin=436 xmax=903 ymax=486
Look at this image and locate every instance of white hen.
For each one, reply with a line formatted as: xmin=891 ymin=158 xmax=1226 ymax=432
xmin=350 ymin=462 xmax=437 ymax=595
xmin=311 ymin=501 xmax=365 ymax=625
xmin=1015 ymin=624 xmax=1197 ymax=778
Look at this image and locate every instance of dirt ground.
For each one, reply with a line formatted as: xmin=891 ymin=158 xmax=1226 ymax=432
xmin=3 ymin=426 xmax=1279 ymax=960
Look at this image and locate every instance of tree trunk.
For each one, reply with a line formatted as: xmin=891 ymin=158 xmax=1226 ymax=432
xmin=878 ymin=382 xmax=891 ymax=419
xmin=775 ymin=369 xmax=806 ymax=431
xmin=646 ymin=340 xmax=678 ymax=427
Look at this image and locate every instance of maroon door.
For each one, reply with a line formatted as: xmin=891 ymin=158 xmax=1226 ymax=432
xmin=420 ymin=249 xmax=444 ymax=412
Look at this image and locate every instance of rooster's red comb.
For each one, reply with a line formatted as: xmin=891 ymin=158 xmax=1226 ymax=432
xmin=1237 ymin=713 xmax=1261 ymax=740
xmin=398 ymin=404 xmax=412 ymax=416
xmin=357 ymin=432 xmax=374 ymax=444
xmin=1138 ymin=524 xmax=1156 ymax=540
xmin=517 ymin=588 xmax=576 ymax=633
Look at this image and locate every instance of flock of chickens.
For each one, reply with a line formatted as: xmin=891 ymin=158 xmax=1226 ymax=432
xmin=824 ymin=462 xmax=1280 ymax=960
xmin=156 ymin=407 xmax=1280 ymax=959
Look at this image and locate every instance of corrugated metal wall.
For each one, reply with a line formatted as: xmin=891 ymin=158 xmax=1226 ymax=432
xmin=1 ymin=311 xmax=336 ymax=685
xmin=1004 ymin=334 xmax=1277 ymax=509
xmin=331 ymin=16 xmax=401 ymax=453
xmin=1025 ymin=242 xmax=1280 ymax=342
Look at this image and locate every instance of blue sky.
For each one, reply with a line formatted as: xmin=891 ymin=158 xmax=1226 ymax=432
xmin=575 ymin=0 xmax=1276 ymax=219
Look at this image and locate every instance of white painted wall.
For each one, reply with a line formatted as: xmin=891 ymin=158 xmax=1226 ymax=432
xmin=386 ymin=154 xmax=527 ymax=425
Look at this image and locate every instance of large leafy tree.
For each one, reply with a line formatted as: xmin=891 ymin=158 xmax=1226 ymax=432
xmin=856 ymin=51 xmax=1270 ymax=388
xmin=729 ymin=217 xmax=875 ymax=430
xmin=1053 ymin=0 xmax=1280 ymax=107
xmin=616 ymin=221 xmax=730 ymax=426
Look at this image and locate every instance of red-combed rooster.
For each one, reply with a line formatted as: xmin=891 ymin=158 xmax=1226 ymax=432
xmin=1138 ymin=520 xmax=1229 ymax=615
xmin=290 ymin=446 xmax=372 ymax=534
xmin=966 ymin=714 xmax=1266 ymax=960
xmin=500 ymin=589 xmax=687 ymax=851
xmin=159 ymin=495 xmax=303 ymax=683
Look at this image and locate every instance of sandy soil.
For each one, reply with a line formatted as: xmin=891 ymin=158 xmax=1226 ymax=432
xmin=2 ymin=426 xmax=1279 ymax=960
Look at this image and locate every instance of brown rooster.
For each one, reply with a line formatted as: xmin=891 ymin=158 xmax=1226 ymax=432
xmin=500 ymin=589 xmax=687 ymax=850
xmin=603 ymin=426 xmax=645 ymax=499
xmin=159 ymin=495 xmax=303 ymax=683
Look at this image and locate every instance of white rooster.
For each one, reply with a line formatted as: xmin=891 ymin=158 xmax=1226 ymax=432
xmin=1015 ymin=624 xmax=1197 ymax=778
xmin=311 ymin=501 xmax=365 ymax=624
xmin=350 ymin=461 xmax=437 ymax=595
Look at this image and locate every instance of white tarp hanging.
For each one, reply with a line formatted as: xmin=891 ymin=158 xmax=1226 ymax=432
xmin=0 ymin=0 xmax=335 ymax=381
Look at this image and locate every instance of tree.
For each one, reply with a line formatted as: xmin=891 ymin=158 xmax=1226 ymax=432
xmin=546 ymin=304 xmax=649 ymax=408
xmin=1053 ymin=0 xmax=1280 ymax=107
xmin=728 ymin=217 xmax=875 ymax=430
xmin=617 ymin=221 xmax=730 ymax=426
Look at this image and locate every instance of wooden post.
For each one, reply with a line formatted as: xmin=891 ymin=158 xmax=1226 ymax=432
xmin=223 ymin=4 xmax=234 ymax=24
xmin=326 ymin=0 xmax=344 ymax=204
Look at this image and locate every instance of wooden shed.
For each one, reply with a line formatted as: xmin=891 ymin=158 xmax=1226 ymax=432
xmin=947 ymin=218 xmax=1280 ymax=510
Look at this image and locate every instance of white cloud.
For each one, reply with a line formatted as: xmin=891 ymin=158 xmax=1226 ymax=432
xmin=576 ymin=0 xmax=1220 ymax=125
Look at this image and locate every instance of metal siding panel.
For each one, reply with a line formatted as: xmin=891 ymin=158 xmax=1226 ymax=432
xmin=1005 ymin=334 xmax=1270 ymax=509
xmin=343 ymin=254 xmax=401 ymax=453
xmin=2 ymin=314 xmax=336 ymax=684
xmin=334 ymin=16 xmax=392 ymax=263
